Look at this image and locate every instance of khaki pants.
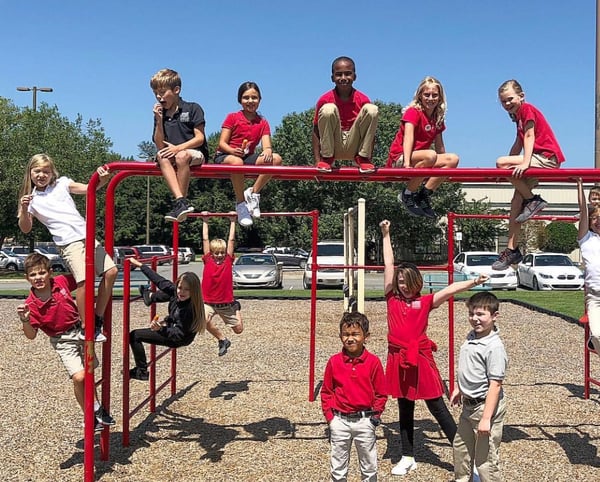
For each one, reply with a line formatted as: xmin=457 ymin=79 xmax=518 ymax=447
xmin=317 ymin=103 xmax=378 ymax=160
xmin=453 ymin=396 xmax=506 ymax=482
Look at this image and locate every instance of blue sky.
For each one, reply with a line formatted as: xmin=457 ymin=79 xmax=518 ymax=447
xmin=1 ymin=0 xmax=595 ymax=168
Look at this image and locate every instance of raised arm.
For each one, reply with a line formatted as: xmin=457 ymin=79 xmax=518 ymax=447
xmin=202 ymin=212 xmax=210 ymax=254
xmin=577 ymin=178 xmax=589 ymax=240
xmin=69 ymin=166 xmax=112 ymax=195
xmin=227 ymin=212 xmax=236 ymax=257
xmin=432 ymin=273 xmax=489 ymax=308
xmin=380 ymin=220 xmax=394 ymax=294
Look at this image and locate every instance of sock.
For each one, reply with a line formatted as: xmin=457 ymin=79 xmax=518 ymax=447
xmin=94 ymin=401 xmax=100 ymax=412
xmin=404 ymin=189 xmax=414 ymax=195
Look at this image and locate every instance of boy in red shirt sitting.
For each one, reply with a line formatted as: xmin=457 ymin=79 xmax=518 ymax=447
xmin=321 ymin=311 xmax=387 ymax=481
xmin=16 ymin=253 xmax=115 ymax=432
xmin=313 ymin=56 xmax=379 ymax=174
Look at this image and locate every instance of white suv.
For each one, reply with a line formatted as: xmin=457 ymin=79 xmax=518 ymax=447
xmin=302 ymin=240 xmax=347 ymax=289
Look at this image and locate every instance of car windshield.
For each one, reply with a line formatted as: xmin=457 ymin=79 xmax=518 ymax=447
xmin=535 ymin=255 xmax=573 ymax=267
xmin=465 ymin=254 xmax=498 ymax=266
xmin=317 ymin=245 xmax=344 ymax=256
xmin=237 ymin=255 xmax=274 ymax=266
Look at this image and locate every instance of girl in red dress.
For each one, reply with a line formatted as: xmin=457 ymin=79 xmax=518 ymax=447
xmin=380 ymin=220 xmax=487 ymax=476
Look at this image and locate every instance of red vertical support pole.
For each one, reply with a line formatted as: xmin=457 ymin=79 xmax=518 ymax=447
xmin=83 ymin=172 xmax=99 ymax=482
xmin=171 ymin=222 xmax=180 ymax=395
xmin=308 ymin=210 xmax=319 ymax=401
xmin=447 ymin=212 xmax=456 ymax=393
xmin=122 ymin=259 xmax=132 ymax=446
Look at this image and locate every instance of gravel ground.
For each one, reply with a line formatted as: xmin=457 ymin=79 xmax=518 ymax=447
xmin=1 ymin=297 xmax=599 ymax=481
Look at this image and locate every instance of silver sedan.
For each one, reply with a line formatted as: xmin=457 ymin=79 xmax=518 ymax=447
xmin=233 ymin=254 xmax=284 ymax=289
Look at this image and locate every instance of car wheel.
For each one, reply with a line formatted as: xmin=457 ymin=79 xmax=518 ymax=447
xmin=532 ymin=277 xmax=540 ymax=291
xmin=6 ymin=263 xmax=17 ymax=271
xmin=52 ymin=264 xmax=65 ymax=272
xmin=299 ymin=260 xmax=306 ymax=270
xmin=302 ymin=276 xmax=311 ymax=290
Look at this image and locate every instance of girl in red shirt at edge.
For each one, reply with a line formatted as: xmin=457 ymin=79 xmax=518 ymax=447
xmin=387 ymin=76 xmax=459 ymax=219
xmin=380 ymin=220 xmax=488 ymax=476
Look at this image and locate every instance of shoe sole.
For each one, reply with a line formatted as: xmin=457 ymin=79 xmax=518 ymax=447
xmin=164 ymin=215 xmax=178 ymax=222
xmin=238 ymin=218 xmax=253 ymax=227
xmin=317 ymin=167 xmax=332 ymax=173
xmin=176 ymin=208 xmax=194 ymax=223
xmin=391 ymin=462 xmax=417 ymax=475
xmin=515 ymin=201 xmax=548 ymax=223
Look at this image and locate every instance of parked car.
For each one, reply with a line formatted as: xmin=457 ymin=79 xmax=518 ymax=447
xmin=233 ymin=254 xmax=283 ymax=289
xmin=0 ymin=250 xmax=25 ymax=271
xmin=303 ymin=240 xmax=349 ymax=290
xmin=113 ymin=246 xmax=140 ymax=270
xmin=517 ymin=252 xmax=584 ymax=290
xmin=453 ymin=251 xmax=517 ymax=290
xmin=7 ymin=246 xmax=67 ymax=272
xmin=178 ymin=247 xmax=196 ymax=264
xmin=262 ymin=246 xmax=308 ymax=268
xmin=133 ymin=245 xmax=173 ymax=265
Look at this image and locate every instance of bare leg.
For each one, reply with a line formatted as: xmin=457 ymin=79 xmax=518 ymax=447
xmin=252 ymin=153 xmax=283 ymax=193
xmin=507 ymin=190 xmax=525 ymax=250
xmin=423 ymin=153 xmax=460 ymax=191
xmin=206 ymin=315 xmax=226 ymax=341
xmin=75 ymin=282 xmax=86 ymax=327
xmin=157 ymin=155 xmax=184 ymax=199
xmin=73 ymin=370 xmax=85 ymax=411
xmin=95 ymin=266 xmax=118 ymax=317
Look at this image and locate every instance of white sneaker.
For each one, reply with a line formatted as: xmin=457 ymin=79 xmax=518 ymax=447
xmin=391 ymin=456 xmax=417 ymax=476
xmin=244 ymin=187 xmax=261 ymax=218
xmin=236 ymin=201 xmax=253 ymax=227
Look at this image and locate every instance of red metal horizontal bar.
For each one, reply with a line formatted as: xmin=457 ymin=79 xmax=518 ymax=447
xmin=105 ymin=161 xmax=600 ymax=183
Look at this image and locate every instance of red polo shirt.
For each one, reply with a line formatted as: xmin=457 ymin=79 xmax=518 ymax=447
xmin=321 ymin=347 xmax=387 ymax=422
xmin=515 ymin=102 xmax=565 ymax=163
xmin=25 ymin=275 xmax=79 ymax=337
xmin=313 ymin=88 xmax=371 ymax=131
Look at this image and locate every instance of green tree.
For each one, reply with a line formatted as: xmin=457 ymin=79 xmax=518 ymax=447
xmin=543 ymin=222 xmax=578 ymax=253
xmin=0 ymin=98 xmax=115 ymax=246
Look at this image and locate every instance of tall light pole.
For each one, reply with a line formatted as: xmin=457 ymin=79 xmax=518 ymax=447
xmin=16 ymin=86 xmax=53 ymax=111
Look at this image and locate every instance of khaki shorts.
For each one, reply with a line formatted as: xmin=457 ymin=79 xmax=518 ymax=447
xmin=50 ymin=324 xmax=99 ymax=378
xmin=59 ymin=239 xmax=116 ymax=283
xmin=204 ymin=302 xmax=240 ymax=327
xmin=525 ymin=153 xmax=559 ymax=188
xmin=185 ymin=149 xmax=205 ymax=165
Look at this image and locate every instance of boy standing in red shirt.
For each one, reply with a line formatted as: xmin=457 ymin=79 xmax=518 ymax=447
xmin=313 ymin=56 xmax=379 ymax=174
xmin=321 ymin=311 xmax=387 ymax=481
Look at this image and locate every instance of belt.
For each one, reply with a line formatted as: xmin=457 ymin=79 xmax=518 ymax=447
xmin=334 ymin=410 xmax=378 ymax=419
xmin=463 ymin=396 xmax=486 ymax=407
xmin=209 ymin=302 xmax=234 ymax=308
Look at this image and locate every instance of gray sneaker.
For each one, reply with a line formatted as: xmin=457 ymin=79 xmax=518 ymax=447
xmin=244 ymin=187 xmax=261 ymax=218
xmin=515 ymin=195 xmax=547 ymax=223
xmin=492 ymin=248 xmax=523 ymax=270
xmin=399 ymin=191 xmax=425 ymax=217
xmin=218 ymin=338 xmax=231 ymax=357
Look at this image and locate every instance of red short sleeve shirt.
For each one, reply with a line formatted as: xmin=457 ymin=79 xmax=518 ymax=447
xmin=313 ymin=89 xmax=371 ymax=131
xmin=217 ymin=111 xmax=271 ymax=155
xmin=515 ymin=102 xmax=565 ymax=163
xmin=201 ymin=253 xmax=234 ymax=304
xmin=386 ymin=107 xmax=446 ymax=166
xmin=26 ymin=275 xmax=80 ymax=337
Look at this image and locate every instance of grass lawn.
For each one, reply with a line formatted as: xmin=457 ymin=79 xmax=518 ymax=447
xmin=0 ymin=284 xmax=585 ymax=323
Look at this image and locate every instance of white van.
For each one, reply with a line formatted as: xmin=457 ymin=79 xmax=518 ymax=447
xmin=302 ymin=240 xmax=348 ymax=289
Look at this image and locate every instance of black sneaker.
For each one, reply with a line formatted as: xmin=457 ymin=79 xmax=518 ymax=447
xmin=95 ymin=420 xmax=105 ymax=432
xmin=94 ymin=315 xmax=107 ymax=342
xmin=173 ymin=197 xmax=194 ymax=222
xmin=398 ymin=191 xmax=425 ymax=217
xmin=129 ymin=367 xmax=149 ymax=381
xmin=95 ymin=406 xmax=116 ymax=426
xmin=138 ymin=285 xmax=153 ymax=306
xmin=218 ymin=338 xmax=231 ymax=357
xmin=515 ymin=194 xmax=548 ymax=223
xmin=492 ymin=248 xmax=523 ymax=270
xmin=415 ymin=188 xmax=437 ymax=218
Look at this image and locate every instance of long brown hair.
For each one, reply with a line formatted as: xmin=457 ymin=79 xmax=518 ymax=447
xmin=177 ymin=272 xmax=206 ymax=334
xmin=392 ymin=262 xmax=423 ymax=298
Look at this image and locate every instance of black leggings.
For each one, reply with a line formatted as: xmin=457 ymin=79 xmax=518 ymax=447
xmin=397 ymin=397 xmax=457 ymax=457
xmin=129 ymin=328 xmax=193 ymax=369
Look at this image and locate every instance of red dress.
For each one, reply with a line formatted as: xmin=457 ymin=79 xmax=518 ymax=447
xmin=385 ymin=292 xmax=445 ymax=400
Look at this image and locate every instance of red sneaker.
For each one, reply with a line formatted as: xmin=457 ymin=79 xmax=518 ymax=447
xmin=316 ymin=157 xmax=334 ymax=173
xmin=354 ymin=155 xmax=376 ymax=174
